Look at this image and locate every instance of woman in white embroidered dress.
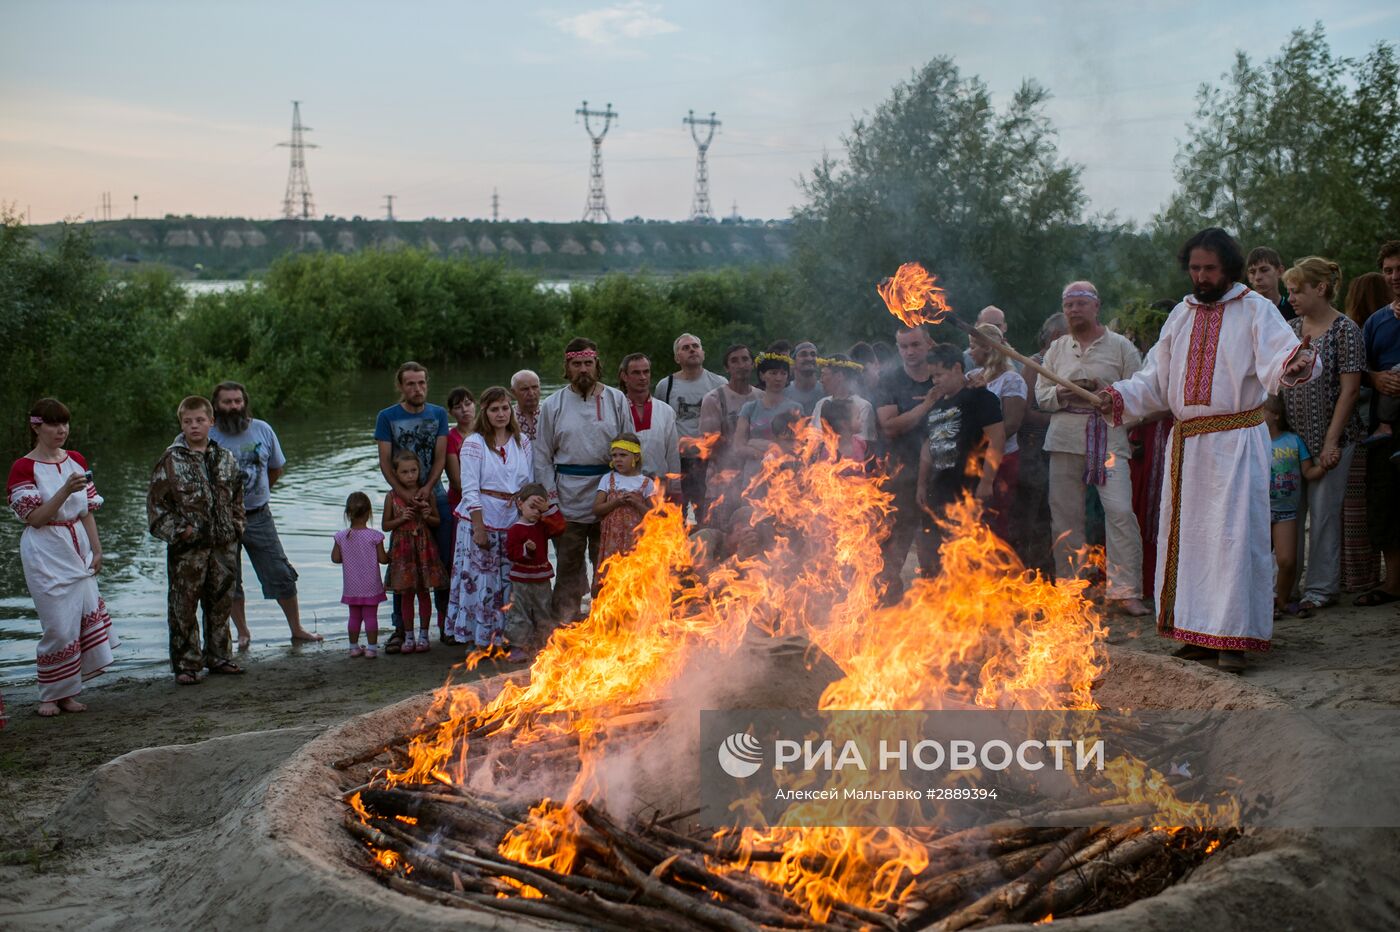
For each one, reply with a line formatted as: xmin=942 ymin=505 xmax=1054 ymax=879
xmin=6 ymin=399 xmax=118 ymax=716
xmin=445 ymin=387 xmax=532 ymax=651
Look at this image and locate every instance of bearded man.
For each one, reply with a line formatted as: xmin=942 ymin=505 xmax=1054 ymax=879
xmin=1099 ymin=228 xmax=1318 ymax=673
xmin=534 ymin=338 xmax=629 ymax=622
xmin=208 ymin=381 xmax=321 ymax=647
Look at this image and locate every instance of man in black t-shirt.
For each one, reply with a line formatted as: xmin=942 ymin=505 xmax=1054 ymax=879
xmin=1246 ymin=246 xmax=1295 ymax=320
xmin=875 ymin=325 xmax=938 ymax=600
xmin=917 ymin=344 xmax=1005 ymax=516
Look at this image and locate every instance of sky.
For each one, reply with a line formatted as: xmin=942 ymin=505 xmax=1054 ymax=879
xmin=2 ymin=0 xmax=1397 ymax=226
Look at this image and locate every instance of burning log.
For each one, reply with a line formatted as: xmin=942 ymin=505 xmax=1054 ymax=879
xmin=903 ymin=842 xmax=1059 ymax=925
xmin=348 ymin=766 xmax=1228 ymax=931
xmin=575 ymin=800 xmax=805 ymax=921
xmin=926 ymin=826 xmax=1098 ymax=930
xmin=1012 ymin=827 xmax=1174 ymax=919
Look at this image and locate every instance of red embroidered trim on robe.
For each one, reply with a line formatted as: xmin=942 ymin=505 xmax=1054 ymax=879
xmin=1105 ymin=386 xmax=1126 ymax=427
xmin=1182 ymin=303 xmax=1225 ymax=406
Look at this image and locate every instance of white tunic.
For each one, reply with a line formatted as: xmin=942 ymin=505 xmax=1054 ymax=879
xmin=6 ymin=452 xmax=118 ymax=701
xmin=1107 ymin=284 xmax=1313 ymax=651
xmin=455 ymin=432 xmax=533 ymax=530
xmin=534 ymin=383 xmax=630 ymax=523
xmin=629 ymin=398 xmax=682 ymax=480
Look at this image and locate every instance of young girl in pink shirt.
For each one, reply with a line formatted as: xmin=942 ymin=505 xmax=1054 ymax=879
xmin=332 ymin=492 xmax=389 ymax=657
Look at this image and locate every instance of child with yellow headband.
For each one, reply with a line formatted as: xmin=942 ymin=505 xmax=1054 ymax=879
xmin=592 ymin=432 xmax=654 ymax=592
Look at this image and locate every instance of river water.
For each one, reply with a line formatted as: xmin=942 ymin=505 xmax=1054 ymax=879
xmin=0 ymin=363 xmax=559 ymax=690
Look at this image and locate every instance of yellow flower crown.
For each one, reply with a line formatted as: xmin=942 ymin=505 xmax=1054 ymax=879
xmin=754 ymin=352 xmax=793 ymax=366
xmin=817 ymin=357 xmax=864 ymax=371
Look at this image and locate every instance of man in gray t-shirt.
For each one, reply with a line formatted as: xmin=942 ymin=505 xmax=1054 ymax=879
xmin=209 ymin=381 xmax=322 ymax=648
xmin=654 ymin=333 xmax=727 ymax=517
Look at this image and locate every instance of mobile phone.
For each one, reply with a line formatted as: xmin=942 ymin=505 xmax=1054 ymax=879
xmin=83 ymin=470 xmax=94 ymax=484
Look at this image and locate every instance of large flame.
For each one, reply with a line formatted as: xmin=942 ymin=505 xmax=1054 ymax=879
xmin=356 ymin=281 xmax=1225 ymax=919
xmin=877 ymin=261 xmax=955 ymax=327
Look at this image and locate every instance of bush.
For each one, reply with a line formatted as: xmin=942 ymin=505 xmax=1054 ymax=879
xmin=550 ymin=266 xmax=807 ymax=379
xmin=0 ymin=217 xmax=191 ymax=450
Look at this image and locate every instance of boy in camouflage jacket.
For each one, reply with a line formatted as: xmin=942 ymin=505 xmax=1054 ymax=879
xmin=147 ymin=396 xmax=247 ymax=683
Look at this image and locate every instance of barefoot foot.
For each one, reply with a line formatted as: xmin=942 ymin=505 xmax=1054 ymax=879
xmin=289 ymin=629 xmax=324 ymax=643
xmin=37 ymin=701 xmax=61 ymax=717
xmin=57 ymin=697 xmax=87 ymax=713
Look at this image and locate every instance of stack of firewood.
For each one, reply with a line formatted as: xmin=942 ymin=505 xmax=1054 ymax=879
xmin=334 ymin=710 xmax=1232 ymax=929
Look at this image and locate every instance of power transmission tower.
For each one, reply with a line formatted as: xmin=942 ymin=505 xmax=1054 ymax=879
xmin=576 ymin=101 xmax=617 ymax=223
xmin=683 ymin=109 xmax=721 ymax=221
xmin=278 ymin=101 xmax=318 ymax=220
xmin=101 ymin=191 xmax=112 ymax=221
xmin=383 ymin=194 xmax=396 ymax=221
xmin=491 ymin=187 xmax=499 ymax=222
xmin=729 ymin=199 xmax=740 ymax=222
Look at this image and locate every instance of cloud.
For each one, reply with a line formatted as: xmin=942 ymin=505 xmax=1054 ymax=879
xmin=554 ymin=1 xmax=679 ymax=45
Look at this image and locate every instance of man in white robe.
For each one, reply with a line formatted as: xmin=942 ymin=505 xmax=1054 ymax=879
xmin=534 ymin=338 xmax=629 ymax=623
xmin=1100 ymin=228 xmax=1317 ymax=673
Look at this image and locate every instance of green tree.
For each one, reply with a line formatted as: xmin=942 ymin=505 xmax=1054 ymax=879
xmin=0 ymin=215 xmax=189 ymax=450
xmin=791 ymin=57 xmax=1088 ymax=349
xmin=549 ymin=267 xmax=801 ymax=378
xmin=1157 ymin=24 xmax=1400 ymax=281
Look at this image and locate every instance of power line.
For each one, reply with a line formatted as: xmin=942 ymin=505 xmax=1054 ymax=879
xmin=682 ymin=109 xmax=721 ymax=222
xmin=278 ymin=101 xmax=318 ymax=220
xmin=576 ymin=100 xmax=617 ymax=223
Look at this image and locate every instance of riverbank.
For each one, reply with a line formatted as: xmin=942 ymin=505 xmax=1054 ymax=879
xmin=0 ymin=641 xmax=519 ymax=830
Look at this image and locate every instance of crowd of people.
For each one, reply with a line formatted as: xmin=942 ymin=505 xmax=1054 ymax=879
xmin=5 ymin=227 xmax=1400 ymax=725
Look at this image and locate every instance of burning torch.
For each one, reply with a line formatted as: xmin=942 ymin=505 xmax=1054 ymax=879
xmin=877 ymin=262 xmax=1104 ymax=407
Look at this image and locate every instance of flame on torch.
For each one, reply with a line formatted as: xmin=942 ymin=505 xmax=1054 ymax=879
xmin=877 ymin=262 xmax=955 ymax=327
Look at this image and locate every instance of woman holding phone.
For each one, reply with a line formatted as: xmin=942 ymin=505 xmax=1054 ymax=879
xmin=5 ymin=398 xmax=118 ymax=717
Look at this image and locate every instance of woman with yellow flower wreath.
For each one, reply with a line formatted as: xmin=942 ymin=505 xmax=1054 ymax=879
xmin=733 ymin=353 xmax=804 ymax=482
xmin=592 ymin=432 xmax=655 ymax=591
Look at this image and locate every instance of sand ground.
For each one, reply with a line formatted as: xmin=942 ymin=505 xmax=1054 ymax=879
xmin=4 ymin=598 xmax=1396 ymax=831
xmin=1 ymin=598 xmax=1397 ymax=930
xmin=0 ymin=640 xmax=516 ymax=832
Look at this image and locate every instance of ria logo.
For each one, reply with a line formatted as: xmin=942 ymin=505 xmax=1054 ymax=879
xmin=717 ymin=732 xmax=763 ymax=778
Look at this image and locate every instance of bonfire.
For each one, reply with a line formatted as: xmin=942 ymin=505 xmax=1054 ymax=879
xmin=333 ymin=266 xmax=1238 ymax=929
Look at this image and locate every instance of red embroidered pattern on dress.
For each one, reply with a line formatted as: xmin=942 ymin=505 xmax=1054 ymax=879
xmin=1182 ymin=303 xmax=1224 ymax=406
xmin=11 ymin=490 xmax=42 ymax=520
xmin=80 ymin=599 xmax=112 ymax=642
xmin=37 ymin=639 xmax=82 ymax=681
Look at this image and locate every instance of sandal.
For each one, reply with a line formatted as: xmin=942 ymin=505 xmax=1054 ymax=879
xmin=1353 ymin=588 xmax=1400 ymax=607
xmin=385 ymin=630 xmax=405 ymax=654
xmin=209 ymin=660 xmax=245 ymax=675
xmin=176 ymin=671 xmax=200 ymax=686
xmin=1284 ymin=602 xmax=1313 ymax=619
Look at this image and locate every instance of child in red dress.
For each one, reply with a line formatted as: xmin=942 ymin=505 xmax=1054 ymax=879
xmin=382 ymin=451 xmax=448 ymax=653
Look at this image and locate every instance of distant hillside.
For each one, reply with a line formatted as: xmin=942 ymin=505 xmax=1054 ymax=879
xmin=31 ymin=217 xmax=793 ymax=279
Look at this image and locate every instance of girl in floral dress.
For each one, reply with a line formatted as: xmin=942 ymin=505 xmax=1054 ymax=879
xmin=591 ymin=433 xmax=654 ymax=593
xmin=446 ymin=387 xmax=531 ymax=652
xmin=382 ymin=451 xmax=447 ymax=653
